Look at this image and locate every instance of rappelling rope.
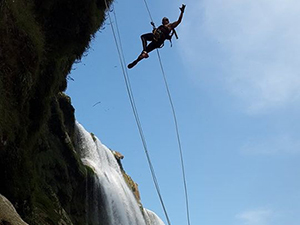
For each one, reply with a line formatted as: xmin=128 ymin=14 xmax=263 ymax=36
xmin=140 ymin=1 xmax=192 ymax=225
xmin=103 ymin=1 xmax=172 ymax=225
xmin=156 ymin=50 xmax=191 ymax=225
xmin=142 ymin=0 xmax=155 ymax=24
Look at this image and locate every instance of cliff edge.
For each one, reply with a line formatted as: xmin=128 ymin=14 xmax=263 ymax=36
xmin=0 ymin=0 xmax=113 ymax=224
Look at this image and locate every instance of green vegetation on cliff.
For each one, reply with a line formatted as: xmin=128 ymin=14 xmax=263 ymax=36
xmin=0 ymin=0 xmax=112 ymax=224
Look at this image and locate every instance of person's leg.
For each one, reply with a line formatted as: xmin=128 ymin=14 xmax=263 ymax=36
xmin=128 ymin=53 xmax=144 ymax=69
xmin=128 ymin=37 xmax=162 ymax=69
xmin=141 ymin=33 xmax=154 ymax=51
xmin=145 ymin=40 xmax=163 ymax=53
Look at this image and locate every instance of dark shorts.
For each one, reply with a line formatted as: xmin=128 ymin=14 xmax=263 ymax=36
xmin=141 ymin=33 xmax=164 ymax=53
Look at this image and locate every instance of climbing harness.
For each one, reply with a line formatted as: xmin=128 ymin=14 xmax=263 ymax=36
xmin=151 ymin=22 xmax=179 ymax=47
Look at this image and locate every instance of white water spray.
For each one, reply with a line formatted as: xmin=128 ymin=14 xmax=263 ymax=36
xmin=74 ymin=121 xmax=165 ymax=225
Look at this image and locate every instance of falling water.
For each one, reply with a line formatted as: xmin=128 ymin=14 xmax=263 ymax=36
xmin=144 ymin=209 xmax=166 ymax=225
xmin=74 ymin=121 xmax=165 ymax=225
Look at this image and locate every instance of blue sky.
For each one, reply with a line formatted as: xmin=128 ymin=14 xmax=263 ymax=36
xmin=66 ymin=0 xmax=300 ymax=225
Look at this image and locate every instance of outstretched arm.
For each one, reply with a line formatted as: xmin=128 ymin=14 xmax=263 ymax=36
xmin=170 ymin=4 xmax=186 ymax=29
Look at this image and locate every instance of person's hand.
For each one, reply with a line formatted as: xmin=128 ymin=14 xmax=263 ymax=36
xmin=180 ymin=4 xmax=186 ymax=13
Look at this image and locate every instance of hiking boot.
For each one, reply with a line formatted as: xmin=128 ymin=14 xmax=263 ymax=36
xmin=128 ymin=60 xmax=138 ymax=69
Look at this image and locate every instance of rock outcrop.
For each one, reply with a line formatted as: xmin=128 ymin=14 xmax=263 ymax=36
xmin=0 ymin=195 xmax=28 ymax=225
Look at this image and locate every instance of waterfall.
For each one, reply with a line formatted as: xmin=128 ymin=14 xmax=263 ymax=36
xmin=144 ymin=209 xmax=166 ymax=225
xmin=74 ymin=121 xmax=165 ymax=225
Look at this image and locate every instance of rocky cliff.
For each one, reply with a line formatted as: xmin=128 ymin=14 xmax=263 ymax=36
xmin=0 ymin=0 xmax=122 ymax=224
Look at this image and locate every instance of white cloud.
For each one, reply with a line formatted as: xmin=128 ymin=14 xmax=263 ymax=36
xmin=241 ymin=134 xmax=300 ymax=155
xmin=236 ymin=208 xmax=273 ymax=225
xmin=179 ymin=0 xmax=300 ymax=114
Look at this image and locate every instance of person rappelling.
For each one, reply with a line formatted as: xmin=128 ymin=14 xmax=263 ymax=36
xmin=127 ymin=4 xmax=186 ymax=69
